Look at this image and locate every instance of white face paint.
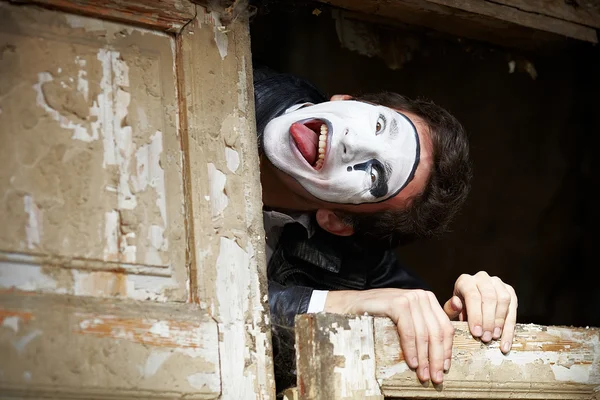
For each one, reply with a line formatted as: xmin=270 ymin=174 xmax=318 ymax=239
xmin=263 ymin=100 xmax=420 ymax=204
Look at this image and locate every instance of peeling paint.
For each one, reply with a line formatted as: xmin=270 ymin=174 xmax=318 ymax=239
xmin=33 ymin=72 xmax=95 ymax=142
xmin=208 ymin=163 xmax=228 ymax=218
xmin=225 ymin=147 xmax=240 ymax=173
xmin=104 ymin=210 xmax=119 ymax=261
xmin=0 ymin=262 xmax=60 ymax=292
xmin=24 ymin=195 xmax=41 ymax=250
xmin=2 ymin=316 xmax=20 ymax=333
xmin=132 ymin=131 xmax=167 ymax=225
xmin=141 ymin=350 xmax=172 ymax=377
xmin=215 ymin=238 xmax=256 ymax=397
xmin=75 ymin=314 xmax=219 ymax=362
xmin=146 ymin=225 xmax=166 ymax=265
xmin=187 ymin=372 xmax=221 ymax=392
xmin=328 ymin=317 xmax=381 ymax=397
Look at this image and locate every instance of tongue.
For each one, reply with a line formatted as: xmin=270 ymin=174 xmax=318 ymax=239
xmin=290 ymin=122 xmax=319 ymax=165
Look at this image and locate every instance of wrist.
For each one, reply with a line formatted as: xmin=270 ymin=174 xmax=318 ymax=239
xmin=324 ymin=290 xmax=356 ymax=314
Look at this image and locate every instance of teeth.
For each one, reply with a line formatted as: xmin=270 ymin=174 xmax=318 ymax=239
xmin=315 ymin=124 xmax=328 ymax=170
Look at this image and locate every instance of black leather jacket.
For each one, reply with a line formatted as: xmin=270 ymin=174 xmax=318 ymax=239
xmin=268 ymin=221 xmax=428 ymax=327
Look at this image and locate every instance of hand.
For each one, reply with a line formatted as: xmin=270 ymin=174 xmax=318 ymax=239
xmin=325 ymin=288 xmax=454 ymax=384
xmin=443 ymin=271 xmax=517 ymax=353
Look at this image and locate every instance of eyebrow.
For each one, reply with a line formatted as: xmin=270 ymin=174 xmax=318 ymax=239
xmin=388 ymin=118 xmax=398 ymax=139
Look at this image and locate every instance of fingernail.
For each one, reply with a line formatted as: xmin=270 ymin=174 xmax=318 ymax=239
xmin=411 ymin=357 xmax=418 ymax=368
xmin=443 ymin=359 xmax=450 ymax=371
xmin=482 ymin=331 xmax=492 ymax=342
xmin=423 ymin=367 xmax=430 ymax=381
xmin=473 ymin=325 xmax=483 ymax=337
xmin=436 ymin=371 xmax=443 ymax=382
xmin=493 ymin=327 xmax=502 ymax=338
xmin=502 ymin=341 xmax=511 ymax=353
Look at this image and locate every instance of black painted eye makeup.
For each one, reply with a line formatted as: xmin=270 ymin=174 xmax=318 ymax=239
xmin=352 ymin=159 xmax=389 ymax=198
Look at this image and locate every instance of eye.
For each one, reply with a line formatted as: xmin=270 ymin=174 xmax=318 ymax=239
xmin=370 ymin=165 xmax=379 ymax=184
xmin=376 ymin=114 xmax=386 ymax=134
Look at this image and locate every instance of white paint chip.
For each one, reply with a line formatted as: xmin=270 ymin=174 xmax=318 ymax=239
xmin=207 ymin=163 xmax=228 ymax=217
xmin=33 ymin=72 xmax=96 ymax=142
xmin=142 ymin=351 xmax=172 ymax=378
xmin=2 ymin=316 xmax=20 ymax=333
xmin=225 ymin=147 xmax=240 ymax=172
xmin=24 ymin=195 xmax=41 ymax=250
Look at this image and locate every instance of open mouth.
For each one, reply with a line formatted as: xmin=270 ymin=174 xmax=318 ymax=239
xmin=290 ymin=118 xmax=330 ymax=171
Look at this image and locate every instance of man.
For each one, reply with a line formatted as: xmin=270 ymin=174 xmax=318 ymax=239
xmin=254 ymin=65 xmax=517 ymax=391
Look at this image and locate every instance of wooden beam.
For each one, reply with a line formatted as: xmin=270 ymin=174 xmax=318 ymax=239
xmin=12 ymin=0 xmax=196 ymax=32
xmin=176 ymin=5 xmax=276 ymax=399
xmin=490 ymin=0 xmax=600 ymax=30
xmin=317 ymin=0 xmax=598 ymax=50
xmin=0 ymin=291 xmax=221 ymax=399
xmin=295 ymin=313 xmax=600 ymax=399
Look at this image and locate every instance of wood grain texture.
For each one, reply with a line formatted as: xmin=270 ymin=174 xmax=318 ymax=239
xmin=294 ymin=313 xmax=600 ymax=399
xmin=317 ymin=0 xmax=598 ymax=49
xmin=295 ymin=313 xmax=383 ymax=400
xmin=0 ymin=291 xmax=220 ymax=399
xmin=13 ymin=0 xmax=196 ymax=32
xmin=491 ymin=0 xmax=600 ymax=29
xmin=176 ymin=5 xmax=275 ymax=399
xmin=376 ymin=318 xmax=600 ymax=398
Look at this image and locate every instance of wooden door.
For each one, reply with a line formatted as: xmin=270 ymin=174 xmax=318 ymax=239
xmin=0 ymin=1 xmax=274 ymax=398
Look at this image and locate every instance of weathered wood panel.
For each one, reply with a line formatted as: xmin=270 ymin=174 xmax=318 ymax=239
xmin=376 ymin=318 xmax=600 ymax=399
xmin=176 ymin=5 xmax=276 ymax=399
xmin=13 ymin=0 xmax=196 ymax=32
xmin=317 ymin=0 xmax=598 ymax=49
xmin=0 ymin=291 xmax=220 ymax=398
xmin=295 ymin=313 xmax=600 ymax=399
xmin=296 ymin=314 xmax=383 ymax=400
xmin=0 ymin=3 xmax=188 ymax=301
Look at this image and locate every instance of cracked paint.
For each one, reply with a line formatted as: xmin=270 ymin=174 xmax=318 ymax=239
xmin=24 ymin=195 xmax=41 ymax=250
xmin=208 ymin=163 xmax=228 ymax=218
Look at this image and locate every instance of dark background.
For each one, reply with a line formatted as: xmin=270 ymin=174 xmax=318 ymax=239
xmin=249 ymin=1 xmax=600 ymax=328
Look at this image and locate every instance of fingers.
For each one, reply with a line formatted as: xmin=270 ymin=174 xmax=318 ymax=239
xmin=428 ymin=292 xmax=454 ymax=380
xmin=454 ymin=272 xmax=518 ymax=352
xmin=406 ymin=291 xmax=431 ymax=382
xmin=455 ymin=274 xmax=483 ymax=339
xmin=443 ymin=295 xmax=463 ymax=320
xmin=491 ymin=277 xmax=512 ymax=340
xmin=392 ymin=290 xmax=454 ymax=384
xmin=500 ymin=284 xmax=518 ymax=353
xmin=419 ymin=293 xmax=443 ymax=383
xmin=475 ymin=271 xmax=497 ymax=342
xmin=392 ymin=296 xmax=419 ymax=370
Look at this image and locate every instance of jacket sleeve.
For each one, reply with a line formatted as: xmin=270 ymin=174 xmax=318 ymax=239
xmin=367 ymin=249 xmax=432 ymax=291
xmin=268 ymin=280 xmax=313 ymax=328
xmin=268 ymin=281 xmax=313 ymax=394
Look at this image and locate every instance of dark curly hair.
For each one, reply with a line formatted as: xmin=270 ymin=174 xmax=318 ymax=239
xmin=339 ymin=92 xmax=472 ymax=248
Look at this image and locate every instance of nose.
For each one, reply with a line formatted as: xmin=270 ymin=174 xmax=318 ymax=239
xmin=339 ymin=126 xmax=376 ymax=163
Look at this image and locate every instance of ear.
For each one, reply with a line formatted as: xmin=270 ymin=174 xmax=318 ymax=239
xmin=330 ymin=94 xmax=353 ymax=102
xmin=315 ymin=209 xmax=355 ymax=236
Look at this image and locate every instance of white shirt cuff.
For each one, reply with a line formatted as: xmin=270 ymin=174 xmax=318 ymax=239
xmin=307 ymin=290 xmax=329 ymax=313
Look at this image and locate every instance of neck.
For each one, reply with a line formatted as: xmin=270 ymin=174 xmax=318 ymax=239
xmin=260 ymin=156 xmax=318 ymax=211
